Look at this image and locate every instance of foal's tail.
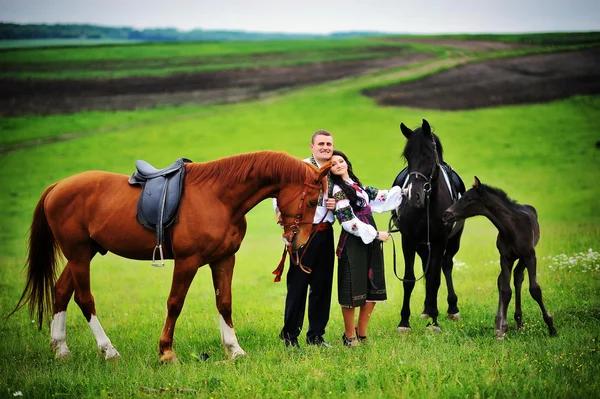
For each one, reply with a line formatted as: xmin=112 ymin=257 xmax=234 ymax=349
xmin=8 ymin=183 xmax=60 ymax=330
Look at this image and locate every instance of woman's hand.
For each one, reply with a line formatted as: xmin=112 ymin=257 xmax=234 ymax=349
xmin=377 ymin=231 xmax=390 ymax=242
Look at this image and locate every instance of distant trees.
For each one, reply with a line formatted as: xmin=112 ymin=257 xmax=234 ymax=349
xmin=0 ymin=23 xmax=328 ymax=42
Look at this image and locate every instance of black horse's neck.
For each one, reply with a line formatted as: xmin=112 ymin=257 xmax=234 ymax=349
xmin=480 ymin=188 xmax=520 ymax=240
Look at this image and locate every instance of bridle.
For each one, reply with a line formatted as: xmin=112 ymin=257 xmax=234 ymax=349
xmin=388 ymin=136 xmax=441 ymax=283
xmin=272 ymin=174 xmax=327 ymax=282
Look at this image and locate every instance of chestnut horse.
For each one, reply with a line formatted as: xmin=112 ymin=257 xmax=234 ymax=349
xmin=11 ymin=151 xmax=331 ymax=362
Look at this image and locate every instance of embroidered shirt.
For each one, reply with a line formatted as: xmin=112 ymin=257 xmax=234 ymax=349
xmin=332 ymin=180 xmax=403 ymax=244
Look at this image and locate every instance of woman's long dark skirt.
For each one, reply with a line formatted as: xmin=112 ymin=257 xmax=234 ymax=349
xmin=337 ymin=218 xmax=387 ymax=307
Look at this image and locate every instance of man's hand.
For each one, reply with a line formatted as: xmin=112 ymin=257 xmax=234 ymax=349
xmin=325 ymin=198 xmax=336 ymax=211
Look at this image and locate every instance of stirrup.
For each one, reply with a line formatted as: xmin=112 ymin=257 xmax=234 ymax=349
xmin=152 ymin=244 xmax=165 ymax=267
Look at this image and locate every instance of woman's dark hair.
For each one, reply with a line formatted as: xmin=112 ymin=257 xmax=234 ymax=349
xmin=329 ymin=150 xmax=365 ymax=211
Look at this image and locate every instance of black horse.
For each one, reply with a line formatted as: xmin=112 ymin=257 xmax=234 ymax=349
xmin=391 ymin=119 xmax=465 ymax=332
xmin=443 ymin=176 xmax=557 ymax=338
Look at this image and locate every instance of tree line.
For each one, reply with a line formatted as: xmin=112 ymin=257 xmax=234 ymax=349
xmin=0 ymin=23 xmax=387 ymax=41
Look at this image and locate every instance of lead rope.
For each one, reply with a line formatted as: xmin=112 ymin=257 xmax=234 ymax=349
xmin=388 ymin=193 xmax=432 ymax=283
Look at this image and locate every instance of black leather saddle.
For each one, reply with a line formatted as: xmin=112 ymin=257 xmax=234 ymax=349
xmin=128 ymin=157 xmax=192 ymax=266
xmin=393 ymin=163 xmax=465 ymax=202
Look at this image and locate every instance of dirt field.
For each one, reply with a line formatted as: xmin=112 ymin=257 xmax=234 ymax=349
xmin=1 ymin=41 xmax=599 ymax=116
xmin=364 ymin=47 xmax=600 ymax=110
xmin=0 ymin=53 xmax=433 ymax=116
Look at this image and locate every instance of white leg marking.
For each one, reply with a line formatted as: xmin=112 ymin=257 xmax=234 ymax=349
xmin=219 ymin=315 xmax=246 ymax=359
xmin=50 ymin=311 xmax=70 ymax=358
xmin=88 ymin=315 xmax=120 ymax=359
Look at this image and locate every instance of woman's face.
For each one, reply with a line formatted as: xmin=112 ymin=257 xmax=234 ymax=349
xmin=330 ymin=155 xmax=349 ymax=178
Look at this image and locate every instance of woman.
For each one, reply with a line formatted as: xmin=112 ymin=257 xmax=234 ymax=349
xmin=329 ymin=150 xmax=403 ymax=347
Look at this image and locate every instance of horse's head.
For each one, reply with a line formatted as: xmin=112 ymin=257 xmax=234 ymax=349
xmin=277 ymin=162 xmax=331 ymax=251
xmin=400 ymin=119 xmax=443 ymax=208
xmin=443 ymin=176 xmax=484 ymax=224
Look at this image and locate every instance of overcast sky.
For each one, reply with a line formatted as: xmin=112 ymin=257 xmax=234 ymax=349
xmin=1 ymin=0 xmax=599 ymax=34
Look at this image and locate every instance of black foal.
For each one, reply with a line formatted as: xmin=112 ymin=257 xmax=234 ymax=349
xmin=443 ymin=176 xmax=557 ymax=338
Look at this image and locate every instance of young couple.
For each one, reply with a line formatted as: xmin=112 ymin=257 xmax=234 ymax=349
xmin=278 ymin=130 xmax=403 ymax=348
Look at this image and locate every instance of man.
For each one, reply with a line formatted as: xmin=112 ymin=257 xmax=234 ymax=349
xmin=277 ymin=130 xmax=336 ymax=347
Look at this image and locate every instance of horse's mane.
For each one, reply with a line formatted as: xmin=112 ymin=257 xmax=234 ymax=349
xmin=402 ymin=127 xmax=444 ymax=164
xmin=480 ymin=183 xmax=519 ymax=207
xmin=187 ymin=150 xmax=311 ymax=184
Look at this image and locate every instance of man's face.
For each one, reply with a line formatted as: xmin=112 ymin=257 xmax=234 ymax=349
xmin=310 ymin=134 xmax=334 ymax=163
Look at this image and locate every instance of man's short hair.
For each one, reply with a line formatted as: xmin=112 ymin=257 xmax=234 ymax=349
xmin=311 ymin=130 xmax=332 ymax=143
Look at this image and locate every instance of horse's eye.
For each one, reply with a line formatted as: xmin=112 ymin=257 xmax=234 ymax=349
xmin=308 ymin=200 xmax=318 ymax=208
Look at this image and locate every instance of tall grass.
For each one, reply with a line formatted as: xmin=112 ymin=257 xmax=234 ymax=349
xmin=0 ymin=58 xmax=599 ymax=397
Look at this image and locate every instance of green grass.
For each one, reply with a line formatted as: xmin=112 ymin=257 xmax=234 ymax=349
xmin=0 ymin=38 xmax=418 ymax=79
xmin=2 ymin=32 xmax=597 ymax=80
xmin=0 ymin=41 xmax=599 ymax=398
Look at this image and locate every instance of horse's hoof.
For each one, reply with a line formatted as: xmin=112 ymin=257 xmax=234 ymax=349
xmin=102 ymin=347 xmax=120 ymax=360
xmin=549 ymin=327 xmax=558 ymax=336
xmin=229 ymin=348 xmax=247 ymax=360
xmin=420 ymin=313 xmax=430 ymax=319
xmin=447 ymin=312 xmax=461 ymax=321
xmin=426 ymin=325 xmax=441 ymax=334
xmin=397 ymin=326 xmax=412 ymax=334
xmin=160 ymin=350 xmax=178 ymax=363
xmin=55 ymin=349 xmax=71 ymax=359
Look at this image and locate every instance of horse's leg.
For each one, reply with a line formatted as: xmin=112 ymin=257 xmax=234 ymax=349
xmin=398 ymin=237 xmax=416 ymax=333
xmin=443 ymin=230 xmax=463 ymax=321
xmin=67 ymin=248 xmax=120 ymax=359
xmin=158 ymin=255 xmax=199 ymax=362
xmin=210 ymin=255 xmax=246 ymax=359
xmin=495 ymin=256 xmax=513 ymax=339
xmin=51 ymin=245 xmax=102 ymax=358
xmin=423 ymin=245 xmax=444 ymax=332
xmin=513 ymin=259 xmax=526 ymax=330
xmin=50 ymin=264 xmax=74 ymax=358
xmin=525 ymin=254 xmax=557 ymax=336
xmin=416 ymin=244 xmax=431 ymax=319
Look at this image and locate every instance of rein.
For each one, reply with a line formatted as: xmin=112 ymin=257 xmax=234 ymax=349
xmin=388 ymin=136 xmax=440 ymax=283
xmin=272 ymin=176 xmax=326 ymax=282
xmin=388 ymin=191 xmax=432 ymax=283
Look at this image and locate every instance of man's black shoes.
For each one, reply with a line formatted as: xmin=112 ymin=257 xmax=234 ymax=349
xmin=306 ymin=336 xmax=332 ymax=348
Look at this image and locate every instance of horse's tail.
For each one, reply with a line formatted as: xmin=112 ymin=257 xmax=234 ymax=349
xmin=8 ymin=183 xmax=60 ymax=330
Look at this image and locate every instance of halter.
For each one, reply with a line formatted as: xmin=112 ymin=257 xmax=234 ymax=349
xmin=388 ymin=135 xmax=441 ymax=283
xmin=272 ymin=175 xmax=327 ymax=282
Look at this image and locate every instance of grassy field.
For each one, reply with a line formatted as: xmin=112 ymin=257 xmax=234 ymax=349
xmin=0 ymin=38 xmax=422 ymax=79
xmin=1 ymin=37 xmax=599 ymax=398
xmin=2 ymin=32 xmax=599 ymax=80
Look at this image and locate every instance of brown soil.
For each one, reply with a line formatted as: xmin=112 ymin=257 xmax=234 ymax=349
xmin=383 ymin=37 xmax=534 ymax=52
xmin=0 ymin=53 xmax=433 ymax=116
xmin=363 ymin=47 xmax=600 ymax=110
xmin=1 ymin=41 xmax=598 ymax=116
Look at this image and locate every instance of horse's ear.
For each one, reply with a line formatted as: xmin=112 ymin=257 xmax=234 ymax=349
xmin=422 ymin=119 xmax=431 ymax=136
xmin=400 ymin=123 xmax=413 ymax=139
xmin=473 ymin=176 xmax=480 ymax=188
xmin=317 ymin=161 xmax=332 ymax=181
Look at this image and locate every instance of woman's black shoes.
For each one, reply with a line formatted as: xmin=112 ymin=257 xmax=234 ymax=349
xmin=342 ymin=332 xmax=360 ymax=347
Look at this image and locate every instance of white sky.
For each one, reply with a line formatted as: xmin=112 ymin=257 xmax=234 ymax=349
xmin=1 ymin=0 xmax=599 ymax=34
